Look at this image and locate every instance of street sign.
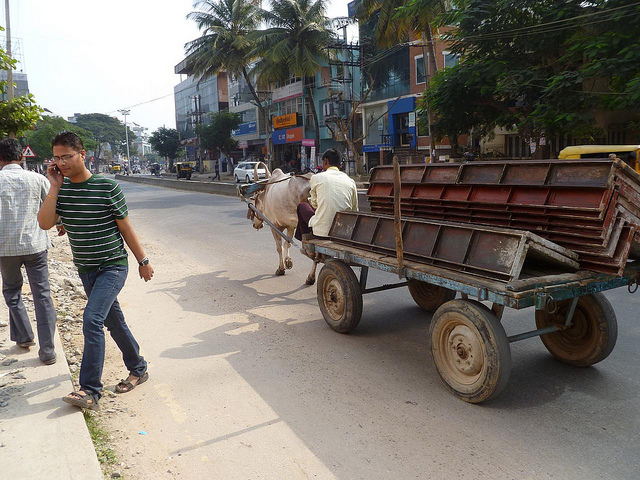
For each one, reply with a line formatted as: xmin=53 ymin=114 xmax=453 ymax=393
xmin=22 ymin=145 xmax=36 ymax=158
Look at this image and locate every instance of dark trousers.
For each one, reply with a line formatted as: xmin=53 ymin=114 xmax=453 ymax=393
xmin=295 ymin=203 xmax=316 ymax=241
xmin=78 ymin=265 xmax=147 ymax=398
xmin=0 ymin=251 xmax=57 ymax=361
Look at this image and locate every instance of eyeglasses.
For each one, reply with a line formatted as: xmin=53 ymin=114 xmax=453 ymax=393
xmin=52 ymin=153 xmax=79 ymax=163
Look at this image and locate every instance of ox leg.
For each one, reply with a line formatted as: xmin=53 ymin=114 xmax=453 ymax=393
xmin=272 ymin=229 xmax=286 ymax=276
xmin=284 ymin=227 xmax=294 ymax=270
xmin=305 ymin=259 xmax=319 ymax=286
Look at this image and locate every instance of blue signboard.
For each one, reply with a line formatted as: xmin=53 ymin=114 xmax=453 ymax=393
xmin=362 ymin=144 xmax=391 ymax=153
xmin=232 ymin=121 xmax=257 ymax=137
xmin=272 ymin=129 xmax=288 ymax=145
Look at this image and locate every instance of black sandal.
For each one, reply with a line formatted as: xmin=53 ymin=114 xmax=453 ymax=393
xmin=62 ymin=390 xmax=99 ymax=411
xmin=115 ymin=371 xmax=149 ymax=394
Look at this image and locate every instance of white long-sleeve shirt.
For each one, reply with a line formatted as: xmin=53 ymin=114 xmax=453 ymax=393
xmin=0 ymin=164 xmax=51 ymax=256
xmin=308 ymin=167 xmax=358 ymax=237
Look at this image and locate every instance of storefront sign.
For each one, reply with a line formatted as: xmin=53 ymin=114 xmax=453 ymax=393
xmin=362 ymin=144 xmax=391 ymax=153
xmin=238 ymin=141 xmax=248 ymax=149
xmin=272 ymin=81 xmax=304 ymax=102
xmin=408 ymin=112 xmax=416 ymax=127
xmin=272 ymin=127 xmax=304 ymax=145
xmin=272 ymin=113 xmax=298 ymax=129
xmin=232 ymin=121 xmax=257 ymax=136
xmin=302 ymin=138 xmax=315 ymax=147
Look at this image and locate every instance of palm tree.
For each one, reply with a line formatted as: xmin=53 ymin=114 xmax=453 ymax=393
xmin=357 ymin=0 xmax=450 ymax=155
xmin=184 ymin=0 xmax=271 ymax=157
xmin=252 ymin=0 xmax=333 ymax=152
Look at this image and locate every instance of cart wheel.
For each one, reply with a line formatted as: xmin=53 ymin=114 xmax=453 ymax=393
xmin=407 ymin=280 xmax=456 ymax=312
xmin=317 ymin=261 xmax=363 ymax=333
xmin=430 ymin=300 xmax=511 ymax=403
xmin=535 ymin=293 xmax=617 ymax=367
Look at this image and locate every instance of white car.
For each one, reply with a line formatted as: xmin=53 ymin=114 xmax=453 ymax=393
xmin=234 ymin=161 xmax=267 ymax=183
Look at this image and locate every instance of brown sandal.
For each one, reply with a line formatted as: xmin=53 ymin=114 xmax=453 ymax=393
xmin=115 ymin=371 xmax=149 ymax=394
xmin=62 ymin=390 xmax=99 ymax=411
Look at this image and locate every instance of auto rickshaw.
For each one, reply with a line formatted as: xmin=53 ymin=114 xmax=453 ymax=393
xmin=109 ymin=162 xmax=121 ymax=174
xmin=558 ymin=145 xmax=640 ymax=173
xmin=175 ymin=162 xmax=193 ymax=180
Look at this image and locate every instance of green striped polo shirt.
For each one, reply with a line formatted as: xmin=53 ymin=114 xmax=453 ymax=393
xmin=56 ymin=175 xmax=128 ymax=273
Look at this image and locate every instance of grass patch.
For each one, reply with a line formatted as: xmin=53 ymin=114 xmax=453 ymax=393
xmin=84 ymin=411 xmax=118 ymax=473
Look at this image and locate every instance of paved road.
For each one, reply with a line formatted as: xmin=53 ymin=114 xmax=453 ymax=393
xmin=115 ymin=180 xmax=640 ymax=479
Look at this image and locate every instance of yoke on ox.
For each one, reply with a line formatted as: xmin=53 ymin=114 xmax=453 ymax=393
xmin=243 ymin=164 xmax=320 ymax=285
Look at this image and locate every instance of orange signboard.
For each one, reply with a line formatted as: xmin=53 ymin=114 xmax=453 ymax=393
xmin=285 ymin=127 xmax=303 ymax=143
xmin=272 ymin=113 xmax=298 ymax=129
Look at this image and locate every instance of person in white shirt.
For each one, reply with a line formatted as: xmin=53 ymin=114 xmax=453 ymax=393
xmin=295 ymin=149 xmax=358 ymax=241
xmin=0 ymin=138 xmax=57 ymax=364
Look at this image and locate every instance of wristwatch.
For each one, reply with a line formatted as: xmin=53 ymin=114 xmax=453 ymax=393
xmin=138 ymin=257 xmax=149 ymax=267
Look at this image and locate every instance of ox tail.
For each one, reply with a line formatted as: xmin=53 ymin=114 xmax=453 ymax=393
xmin=255 ymin=161 xmax=271 ymax=181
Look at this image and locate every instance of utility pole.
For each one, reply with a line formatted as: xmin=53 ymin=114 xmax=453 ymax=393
xmin=118 ymin=109 xmax=131 ymax=175
xmin=4 ymin=0 xmax=13 ymax=103
xmin=188 ymin=95 xmax=204 ymax=173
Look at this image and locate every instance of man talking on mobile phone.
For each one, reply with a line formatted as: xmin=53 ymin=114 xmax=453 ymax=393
xmin=38 ymin=131 xmax=153 ymax=411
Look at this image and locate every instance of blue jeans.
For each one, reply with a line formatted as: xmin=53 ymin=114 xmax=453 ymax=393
xmin=78 ymin=265 xmax=146 ymax=398
xmin=0 ymin=251 xmax=57 ymax=362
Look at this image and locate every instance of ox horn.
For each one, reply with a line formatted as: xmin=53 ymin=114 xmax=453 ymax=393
xmin=255 ymin=161 xmax=271 ymax=181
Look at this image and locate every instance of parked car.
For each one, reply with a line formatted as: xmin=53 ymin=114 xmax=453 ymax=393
xmin=234 ymin=161 xmax=267 ymax=183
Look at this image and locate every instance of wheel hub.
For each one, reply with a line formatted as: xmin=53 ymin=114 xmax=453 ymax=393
xmin=324 ymin=278 xmax=345 ymax=319
xmin=448 ymin=325 xmax=483 ymax=376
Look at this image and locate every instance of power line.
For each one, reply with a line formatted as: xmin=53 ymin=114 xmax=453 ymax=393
xmin=105 ymin=93 xmax=174 ymax=114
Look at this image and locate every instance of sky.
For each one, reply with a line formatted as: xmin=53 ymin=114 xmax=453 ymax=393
xmin=1 ymin=0 xmax=353 ymax=135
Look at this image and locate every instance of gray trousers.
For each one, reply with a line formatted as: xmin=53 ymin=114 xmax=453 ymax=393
xmin=0 ymin=251 xmax=57 ymax=361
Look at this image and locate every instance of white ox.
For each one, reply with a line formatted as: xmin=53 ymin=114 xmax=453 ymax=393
xmin=248 ymin=164 xmax=319 ymax=285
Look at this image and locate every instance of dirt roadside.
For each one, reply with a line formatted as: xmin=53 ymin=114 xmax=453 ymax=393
xmin=1 ymin=231 xmax=169 ymax=479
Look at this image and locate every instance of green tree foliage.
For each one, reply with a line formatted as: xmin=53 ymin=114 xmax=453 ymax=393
xmin=423 ymin=0 xmax=640 ymax=156
xmin=149 ymin=127 xmax=180 ymax=171
xmin=252 ymin=0 xmax=333 ymax=150
xmin=25 ymin=116 xmax=97 ymax=163
xmin=0 ymin=27 xmax=43 ymax=138
xmin=74 ymin=114 xmax=134 ymax=169
xmin=197 ymin=111 xmax=241 ymax=156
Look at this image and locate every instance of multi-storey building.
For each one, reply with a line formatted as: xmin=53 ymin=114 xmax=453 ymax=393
xmin=351 ymin=0 xmax=460 ymax=171
xmin=228 ymin=73 xmax=266 ymax=161
xmin=0 ymin=71 xmax=30 ymax=99
xmin=174 ymin=58 xmax=229 ymax=171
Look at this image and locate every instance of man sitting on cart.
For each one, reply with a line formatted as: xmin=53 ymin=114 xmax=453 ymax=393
xmin=295 ymin=149 xmax=358 ymax=246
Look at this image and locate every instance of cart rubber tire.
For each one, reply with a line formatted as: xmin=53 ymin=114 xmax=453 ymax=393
xmin=430 ymin=300 xmax=511 ymax=403
xmin=535 ymin=293 xmax=617 ymax=367
xmin=317 ymin=261 xmax=363 ymax=334
xmin=407 ymin=280 xmax=456 ymax=312
xmin=187 ymin=173 xmax=191 ymax=180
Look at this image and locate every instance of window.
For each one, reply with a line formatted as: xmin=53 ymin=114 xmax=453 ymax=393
xmin=443 ymin=51 xmax=460 ymax=69
xmin=280 ymin=97 xmax=303 ymax=115
xmin=415 ymin=55 xmax=426 ymax=84
xmin=242 ymin=109 xmax=257 ymax=123
xmin=277 ymin=75 xmax=302 ymax=88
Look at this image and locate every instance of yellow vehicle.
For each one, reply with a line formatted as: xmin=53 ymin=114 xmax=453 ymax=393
xmin=109 ymin=162 xmax=121 ymax=174
xmin=558 ymin=145 xmax=640 ymax=173
xmin=175 ymin=161 xmax=193 ymax=180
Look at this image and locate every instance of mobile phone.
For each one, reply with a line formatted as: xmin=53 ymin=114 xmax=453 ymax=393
xmin=53 ymin=164 xmax=61 ymax=173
